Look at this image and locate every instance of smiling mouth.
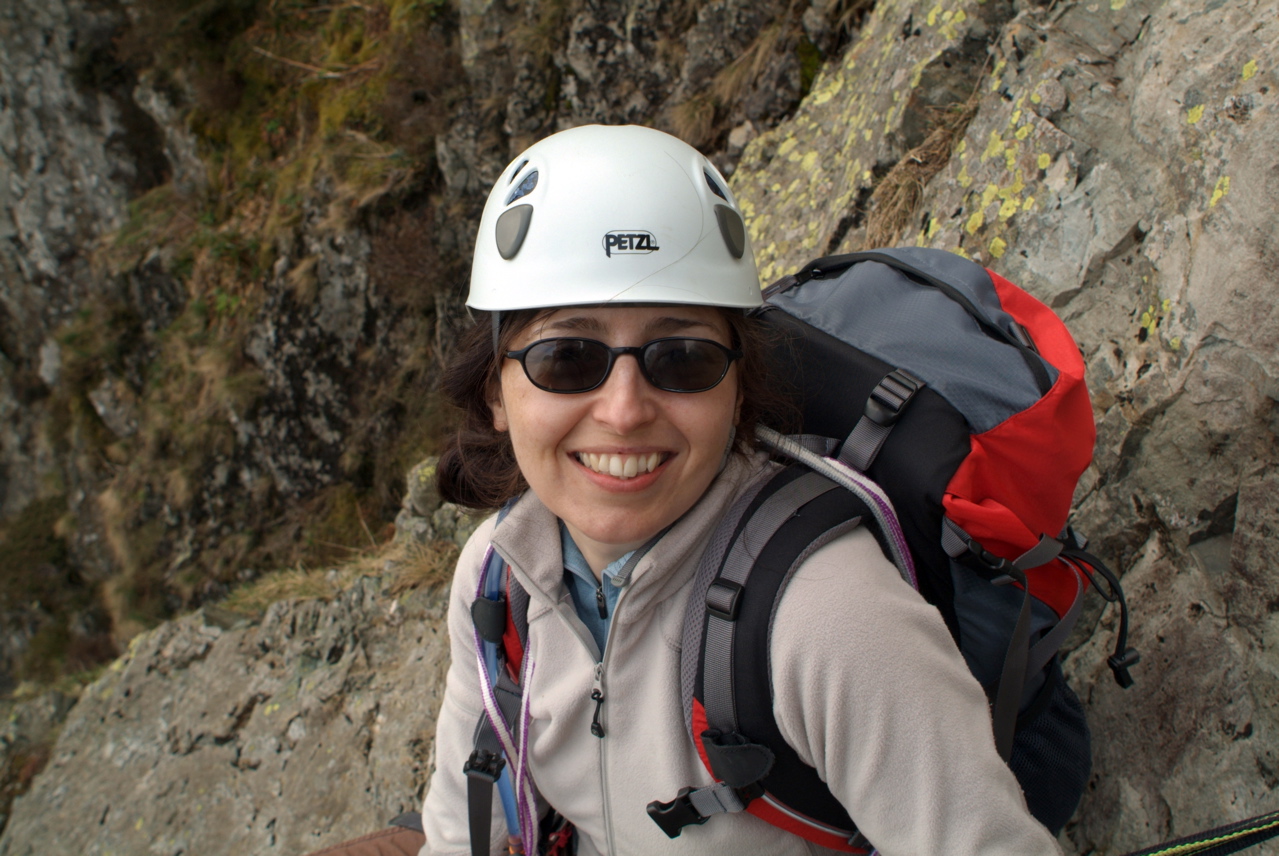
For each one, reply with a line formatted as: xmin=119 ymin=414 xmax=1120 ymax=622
xmin=576 ymin=452 xmax=667 ymax=479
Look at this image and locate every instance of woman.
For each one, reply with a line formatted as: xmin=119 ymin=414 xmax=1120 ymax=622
xmin=421 ymin=125 xmax=1063 ymax=856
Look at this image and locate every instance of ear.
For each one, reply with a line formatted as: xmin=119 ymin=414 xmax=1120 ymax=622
xmin=490 ymin=388 xmax=509 ymax=433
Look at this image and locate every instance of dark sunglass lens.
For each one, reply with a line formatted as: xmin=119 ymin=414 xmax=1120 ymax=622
xmin=525 ymin=339 xmax=610 ymax=391
xmin=643 ymin=339 xmax=728 ymax=391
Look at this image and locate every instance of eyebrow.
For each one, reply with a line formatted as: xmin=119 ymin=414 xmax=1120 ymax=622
xmin=541 ymin=314 xmax=717 ymax=337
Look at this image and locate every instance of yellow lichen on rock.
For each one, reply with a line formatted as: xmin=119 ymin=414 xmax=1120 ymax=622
xmin=966 ymin=209 xmax=985 ymax=235
xmin=980 ymin=183 xmax=1001 ymax=209
xmin=983 ymin=130 xmax=1006 ymax=161
xmin=1209 ymin=175 xmax=1231 ymax=207
xmin=1003 ymin=141 xmax=1019 ymax=170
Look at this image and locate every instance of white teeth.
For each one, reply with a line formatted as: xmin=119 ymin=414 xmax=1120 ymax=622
xmin=579 ymin=452 xmax=664 ymax=479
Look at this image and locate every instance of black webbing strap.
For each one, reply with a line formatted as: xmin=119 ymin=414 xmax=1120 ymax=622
xmin=1064 ymin=540 xmax=1140 ymax=687
xmin=838 ymin=368 xmax=925 ymax=472
xmin=465 ymin=708 xmax=505 ymax=856
xmin=465 ymin=753 xmax=502 ymax=856
xmin=942 ymin=523 xmax=1067 ymax=760
xmin=1118 ymin=808 xmax=1279 ymax=856
xmin=651 ymin=468 xmax=870 ymax=841
xmin=702 ymin=471 xmax=840 ymax=733
xmin=465 ymin=663 xmax=525 ymax=855
xmin=990 ymin=579 xmax=1030 ymax=761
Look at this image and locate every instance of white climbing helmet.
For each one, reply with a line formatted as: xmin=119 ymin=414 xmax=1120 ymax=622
xmin=467 ymin=124 xmax=762 ymax=311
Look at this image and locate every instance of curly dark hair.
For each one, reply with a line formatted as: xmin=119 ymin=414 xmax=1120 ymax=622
xmin=435 ymin=308 xmax=796 ymax=510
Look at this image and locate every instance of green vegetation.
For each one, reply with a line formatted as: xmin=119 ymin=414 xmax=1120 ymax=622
xmin=0 ymin=497 xmax=71 ymax=611
xmin=0 ymin=496 xmax=117 ymax=685
xmin=6 ymin=0 xmax=470 ymax=679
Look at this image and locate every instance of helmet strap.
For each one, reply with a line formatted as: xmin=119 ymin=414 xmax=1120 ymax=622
xmin=491 ymin=311 xmax=502 ymax=357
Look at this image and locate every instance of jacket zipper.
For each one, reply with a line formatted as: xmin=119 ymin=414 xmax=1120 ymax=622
xmin=590 ymin=664 xmax=606 ymax=737
xmin=595 ymin=578 xmax=634 ymax=856
xmin=497 ymin=544 xmax=628 ymax=855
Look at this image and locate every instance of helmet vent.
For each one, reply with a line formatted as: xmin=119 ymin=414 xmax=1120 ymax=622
xmin=508 ymin=159 xmax=530 ymax=184
xmin=495 ymin=204 xmax=534 ymax=260
xmin=506 ymin=169 xmax=539 ymax=205
xmin=714 ymin=204 xmax=746 ymax=260
xmin=704 ymin=169 xmax=729 ymax=201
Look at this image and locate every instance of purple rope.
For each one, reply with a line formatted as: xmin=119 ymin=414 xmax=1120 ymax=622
xmin=516 ymin=655 xmax=538 ymax=856
xmin=759 ymin=427 xmax=918 ymax=590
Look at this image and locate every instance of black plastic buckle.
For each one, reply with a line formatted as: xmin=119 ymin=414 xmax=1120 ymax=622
xmin=959 ymin=539 xmax=1018 ymax=586
xmin=647 ymin=788 xmax=709 ymax=839
xmin=1107 ymin=648 xmax=1140 ymax=689
xmin=706 ymin=579 xmax=745 ymax=622
xmin=864 ymin=369 xmax=923 ymax=427
xmin=470 ymin=595 xmax=507 ymax=644
xmin=463 ymin=749 xmax=506 ymax=783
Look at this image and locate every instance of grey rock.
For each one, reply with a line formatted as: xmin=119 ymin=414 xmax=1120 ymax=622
xmin=86 ymin=377 xmax=139 ymax=439
xmin=404 ymin=459 xmax=442 ymax=520
xmin=0 ymin=582 xmax=451 ymax=855
xmin=736 ymin=0 xmax=1279 ymax=848
xmin=0 ymin=0 xmax=155 ymax=519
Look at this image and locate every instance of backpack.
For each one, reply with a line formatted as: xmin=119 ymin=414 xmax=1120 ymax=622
xmin=648 ymin=247 xmax=1137 ymax=849
xmin=466 ymin=247 xmax=1138 ymax=855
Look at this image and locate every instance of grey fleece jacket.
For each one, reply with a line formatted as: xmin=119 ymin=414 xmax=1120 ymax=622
xmin=419 ymin=453 xmax=1063 ymax=856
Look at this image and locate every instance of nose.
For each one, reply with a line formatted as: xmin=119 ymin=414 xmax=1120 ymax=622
xmin=590 ymin=351 xmax=657 ymax=434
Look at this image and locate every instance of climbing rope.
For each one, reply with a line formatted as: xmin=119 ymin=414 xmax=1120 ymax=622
xmin=1120 ymin=808 xmax=1279 ymax=856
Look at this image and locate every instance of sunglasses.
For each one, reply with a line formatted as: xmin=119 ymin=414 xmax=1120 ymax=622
xmin=505 ymin=337 xmax=742 ymax=394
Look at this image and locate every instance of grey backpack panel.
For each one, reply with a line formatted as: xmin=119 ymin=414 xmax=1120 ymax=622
xmin=775 ymin=257 xmax=1059 ymax=433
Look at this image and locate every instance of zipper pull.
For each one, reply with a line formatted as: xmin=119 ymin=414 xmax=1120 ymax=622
xmin=595 ymin=583 xmax=607 ymax=620
xmin=590 ymin=665 xmax=606 ymax=738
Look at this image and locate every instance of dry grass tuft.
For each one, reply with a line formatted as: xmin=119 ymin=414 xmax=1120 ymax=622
xmin=671 ymin=93 xmax=719 ymax=149
xmin=865 ymin=91 xmax=980 ymax=247
xmin=218 ymin=565 xmax=350 ymax=616
xmin=216 ymin=535 xmax=459 ymax=618
xmin=387 ymin=539 xmax=461 ymax=596
xmin=711 ymin=21 xmax=787 ymax=107
xmin=830 ymin=0 xmax=876 ymax=39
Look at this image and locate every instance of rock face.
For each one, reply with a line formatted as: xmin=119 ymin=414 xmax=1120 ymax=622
xmin=0 ymin=0 xmax=170 ymax=518
xmin=1 ymin=0 xmax=1278 ymax=853
xmin=734 ymin=0 xmax=1279 ymax=849
xmin=0 ymin=580 xmax=450 ymax=856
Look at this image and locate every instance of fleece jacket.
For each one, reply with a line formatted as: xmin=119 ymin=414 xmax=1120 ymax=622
xmin=418 ymin=453 xmax=1064 ymax=856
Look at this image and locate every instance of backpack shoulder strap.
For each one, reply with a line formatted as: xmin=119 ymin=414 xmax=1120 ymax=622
xmin=466 ymin=505 xmax=536 ymax=856
xmin=653 ymin=459 xmax=891 ymax=852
